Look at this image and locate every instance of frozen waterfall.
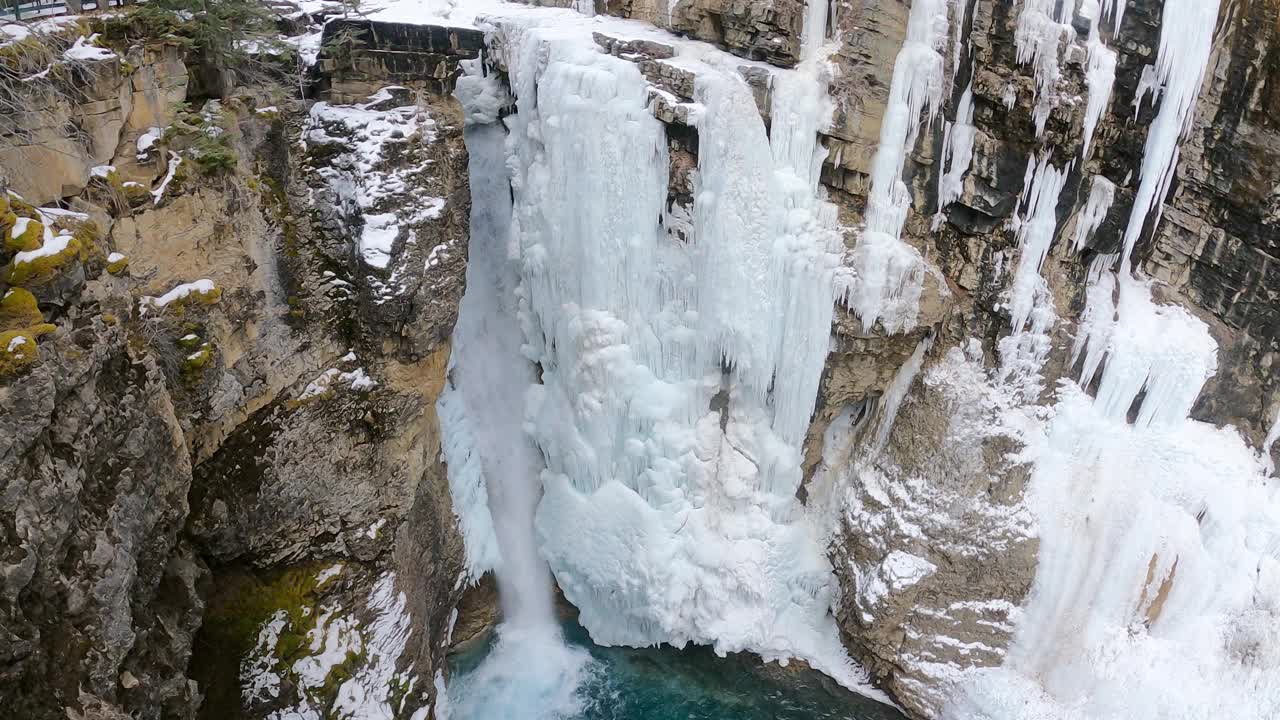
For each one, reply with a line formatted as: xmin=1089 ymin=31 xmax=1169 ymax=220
xmin=947 ymin=0 xmax=1280 ymax=717
xmin=437 ymin=0 xmax=888 ymax=710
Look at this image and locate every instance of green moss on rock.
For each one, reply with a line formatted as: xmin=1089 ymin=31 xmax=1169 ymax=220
xmin=0 ymin=323 xmax=55 ymax=378
xmin=106 ymin=254 xmax=130 ymax=275
xmin=6 ymin=234 xmax=83 ymax=286
xmin=0 ymin=288 xmax=43 ymax=331
xmin=5 ymin=218 xmax=44 ymax=253
xmin=182 ymin=343 xmax=213 ymax=376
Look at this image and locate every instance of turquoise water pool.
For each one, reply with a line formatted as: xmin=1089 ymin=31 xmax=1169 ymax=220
xmin=446 ymin=621 xmax=907 ymax=720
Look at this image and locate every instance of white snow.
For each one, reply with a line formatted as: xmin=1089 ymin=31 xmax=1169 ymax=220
xmin=138 ymin=279 xmax=215 ymax=314
xmin=9 ymin=216 xmax=31 ymax=240
xmin=305 ymin=88 xmax=444 ymax=294
xmin=6 ymin=335 xmax=28 ymax=353
xmin=107 ymin=252 xmax=126 ymax=263
xmin=1 ymin=23 xmax=30 ymax=46
xmin=241 ymin=610 xmax=288 ymax=704
xmin=297 ymin=366 xmax=377 ymax=401
xmin=151 ymin=151 xmax=182 ymax=204
xmin=136 ymin=126 xmax=164 ymax=157
xmin=12 ymin=230 xmax=71 ymax=265
xmin=90 ymin=164 xmax=115 ymax=179
xmin=359 ymin=213 xmax=399 ymax=269
xmin=316 ymin=564 xmax=344 ymax=586
xmin=63 ymin=34 xmax=115 ymax=61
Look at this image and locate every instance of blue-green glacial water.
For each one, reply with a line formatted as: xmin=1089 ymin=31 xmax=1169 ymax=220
xmin=446 ymin=620 xmax=908 ymax=720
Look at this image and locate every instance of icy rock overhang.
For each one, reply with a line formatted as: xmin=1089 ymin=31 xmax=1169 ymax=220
xmin=481 ymin=22 xmax=777 ymax=128
xmin=316 ymin=18 xmax=486 ymax=99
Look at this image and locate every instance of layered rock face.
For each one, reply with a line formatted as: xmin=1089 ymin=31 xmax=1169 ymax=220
xmin=0 ymin=16 xmax=474 ymax=719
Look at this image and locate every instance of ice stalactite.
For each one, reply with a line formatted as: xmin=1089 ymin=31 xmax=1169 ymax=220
xmin=948 ymin=1 xmax=1280 ymax=716
xmin=932 ymin=77 xmax=975 ymax=230
xmin=1265 ymin=407 xmax=1280 ymax=475
xmin=1119 ymin=0 xmax=1221 ymax=272
xmin=870 ymin=332 xmax=933 ymax=454
xmin=1078 ymin=0 xmax=1116 ymax=158
xmin=1071 ymin=175 xmax=1114 ymax=252
xmin=1008 ymin=155 xmax=1072 ymax=324
xmin=842 ymin=0 xmax=959 ymax=334
xmin=1013 ymin=0 xmax=1074 ymax=138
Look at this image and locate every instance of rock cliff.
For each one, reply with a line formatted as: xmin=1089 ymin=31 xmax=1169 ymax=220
xmin=0 ymin=13 xmax=472 ymax=719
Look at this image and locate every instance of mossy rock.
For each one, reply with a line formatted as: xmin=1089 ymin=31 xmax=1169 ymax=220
xmin=5 ymin=193 xmax=37 ymax=218
xmin=106 ymin=254 xmax=130 ymax=275
xmin=5 ymin=218 xmax=44 ymax=253
xmin=71 ymin=220 xmax=101 ymax=250
xmin=0 ymin=323 xmax=56 ymax=378
xmin=176 ymin=333 xmax=203 ymax=351
xmin=121 ymin=182 xmax=152 ymax=208
xmin=0 ymin=288 xmax=44 ymax=331
xmin=6 ymin=235 xmax=83 ymax=286
xmin=182 ymin=343 xmax=213 ymax=378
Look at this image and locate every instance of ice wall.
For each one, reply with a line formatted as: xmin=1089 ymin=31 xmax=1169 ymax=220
xmin=455 ymin=7 xmax=881 ymax=693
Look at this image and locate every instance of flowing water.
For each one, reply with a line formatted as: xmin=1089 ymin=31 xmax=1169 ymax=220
xmin=446 ymin=620 xmax=909 ymax=720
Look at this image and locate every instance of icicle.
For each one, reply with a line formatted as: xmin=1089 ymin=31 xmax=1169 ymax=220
xmin=843 ymin=0 xmax=959 ymax=333
xmin=1118 ymin=0 xmax=1221 ymax=271
xmin=1081 ymin=24 xmax=1116 ymax=158
xmin=1072 ymin=175 xmax=1115 ymax=252
xmin=1070 ymin=253 xmax=1118 ymax=388
xmin=1013 ymin=0 xmax=1075 ymax=137
xmin=932 ymin=76 xmax=975 ymax=229
xmin=1007 ymin=154 xmax=1069 ymax=335
xmin=1265 ymin=406 xmax=1280 ymax=475
xmin=871 ymin=332 xmax=933 ymax=453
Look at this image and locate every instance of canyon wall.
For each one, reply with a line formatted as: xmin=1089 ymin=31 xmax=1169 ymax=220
xmin=0 ymin=16 xmax=476 ymax=719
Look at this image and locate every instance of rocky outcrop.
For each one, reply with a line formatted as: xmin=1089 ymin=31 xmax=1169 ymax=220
xmin=0 ymin=320 xmax=202 ymax=719
xmin=0 ymin=15 xmax=473 ymax=719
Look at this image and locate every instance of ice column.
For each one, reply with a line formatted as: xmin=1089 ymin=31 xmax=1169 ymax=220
xmin=932 ymin=77 xmax=975 ymax=229
xmin=1119 ymin=0 xmax=1220 ymax=271
xmin=842 ymin=0 xmax=957 ymax=334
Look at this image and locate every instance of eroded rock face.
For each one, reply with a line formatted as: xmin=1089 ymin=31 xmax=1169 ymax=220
xmin=0 ymin=322 xmax=201 ymax=719
xmin=1 ymin=20 xmax=473 ymax=720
